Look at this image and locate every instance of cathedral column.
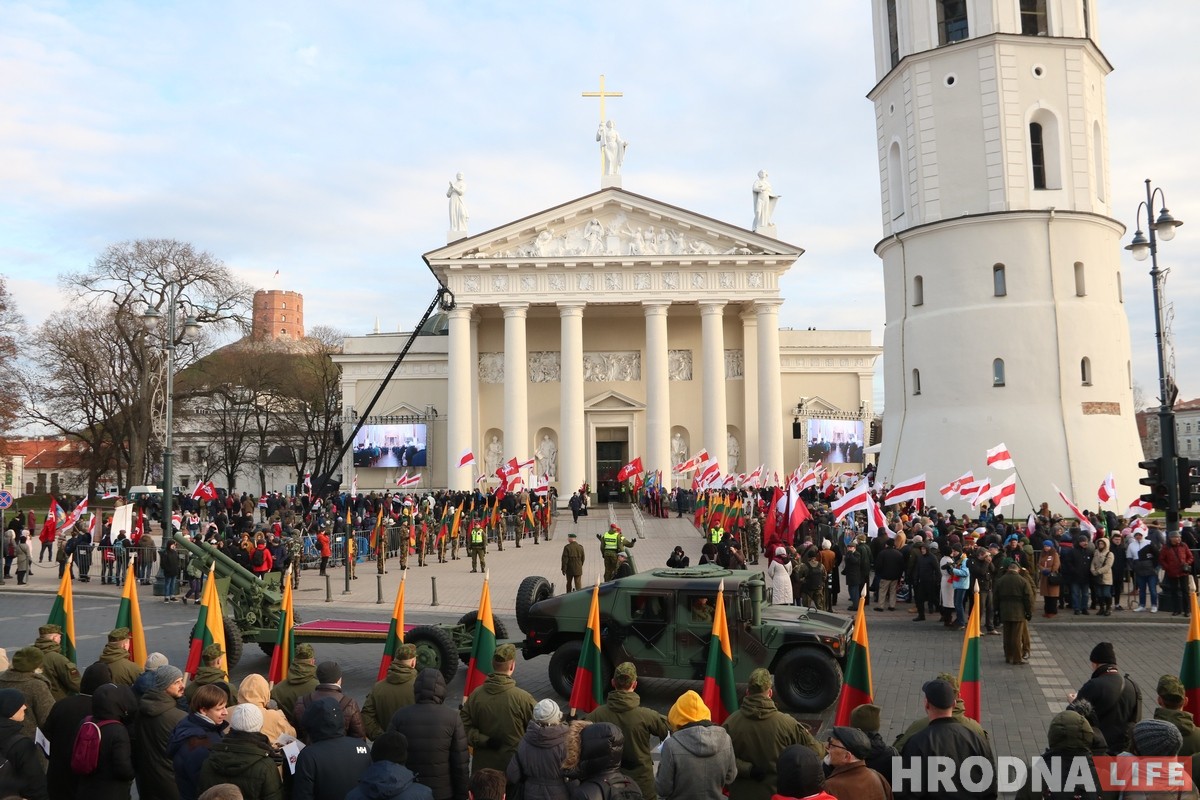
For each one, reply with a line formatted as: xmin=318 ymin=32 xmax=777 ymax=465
xmin=700 ymin=302 xmax=728 ymax=473
xmin=740 ymin=308 xmax=759 ymax=473
xmin=469 ymin=315 xmax=480 ymax=467
xmin=502 ymin=302 xmax=530 ymax=461
xmin=559 ymin=302 xmax=585 ymax=502
xmin=643 ymin=302 xmax=671 ymax=477
xmin=446 ymin=304 xmax=473 ymax=490
xmin=756 ymin=299 xmax=785 ymax=479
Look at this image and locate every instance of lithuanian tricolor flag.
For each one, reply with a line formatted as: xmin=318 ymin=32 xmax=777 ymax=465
xmin=185 ymin=564 xmax=229 ymax=679
xmin=569 ymin=575 xmax=605 ymax=714
xmin=693 ymin=492 xmax=707 ymax=528
xmin=523 ymin=495 xmax=536 ymax=528
xmin=1180 ymin=585 xmax=1200 ymax=714
xmin=958 ymin=584 xmax=982 ymax=723
xmin=708 ymin=495 xmax=726 ymax=530
xmin=369 ymin=504 xmax=385 ymax=554
xmin=116 ymin=560 xmax=147 ymax=666
xmin=47 ymin=567 xmax=77 ymax=662
xmin=463 ymin=573 xmax=495 ymax=697
xmin=701 ymin=580 xmax=738 ymax=724
xmin=834 ymin=585 xmax=873 ymax=725
xmin=377 ymin=570 xmax=407 ymax=681
xmin=268 ymin=566 xmax=296 ymax=684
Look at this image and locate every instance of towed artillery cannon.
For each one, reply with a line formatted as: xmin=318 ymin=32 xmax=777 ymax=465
xmin=172 ymin=531 xmax=288 ymax=668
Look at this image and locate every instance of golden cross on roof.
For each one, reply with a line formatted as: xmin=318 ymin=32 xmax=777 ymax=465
xmin=582 ymin=73 xmax=623 ymax=124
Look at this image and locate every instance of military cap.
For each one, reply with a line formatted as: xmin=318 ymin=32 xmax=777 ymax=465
xmin=108 ymin=627 xmax=132 ymax=642
xmin=567 ymin=532 xmax=577 ymax=539
xmin=935 ymin=671 xmax=960 ymax=691
xmin=11 ymin=647 xmax=44 ymax=672
xmin=748 ymin=667 xmax=773 ymax=693
xmin=397 ymin=643 xmax=418 ymax=660
xmin=202 ymin=642 xmax=224 ymax=663
xmin=296 ymin=643 xmax=316 ymax=660
xmin=614 ymin=662 xmax=637 ymax=686
xmin=1157 ymin=674 xmax=1186 ymax=702
xmin=493 ymin=643 xmax=517 ymax=664
xmin=38 ymin=624 xmax=62 ymax=636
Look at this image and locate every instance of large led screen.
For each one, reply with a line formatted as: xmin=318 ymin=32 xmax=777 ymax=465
xmin=806 ymin=419 xmax=864 ymax=464
xmin=353 ymin=424 xmax=427 ymax=468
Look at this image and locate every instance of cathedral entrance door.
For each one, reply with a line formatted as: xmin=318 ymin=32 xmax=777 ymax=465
xmin=595 ymin=429 xmax=629 ymax=503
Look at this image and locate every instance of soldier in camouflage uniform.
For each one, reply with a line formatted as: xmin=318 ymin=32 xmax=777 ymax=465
xmin=397 ymin=512 xmax=411 ymax=571
xmin=415 ymin=511 xmax=427 ymax=566
xmin=745 ymin=515 xmax=762 ymax=566
xmin=514 ymin=507 xmax=526 ymax=548
xmin=450 ymin=511 xmax=462 ymax=561
xmin=288 ymin=530 xmax=303 ymax=588
xmin=436 ymin=510 xmax=449 ymax=563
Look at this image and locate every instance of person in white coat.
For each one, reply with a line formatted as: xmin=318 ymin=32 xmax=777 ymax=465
xmin=766 ymin=547 xmax=793 ymax=605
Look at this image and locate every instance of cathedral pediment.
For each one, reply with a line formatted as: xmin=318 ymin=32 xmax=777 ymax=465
xmin=584 ymin=390 xmax=645 ymax=411
xmin=424 ymin=188 xmax=802 ymax=266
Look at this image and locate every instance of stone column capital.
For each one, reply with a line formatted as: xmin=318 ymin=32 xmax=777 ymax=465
xmin=753 ymin=298 xmax=785 ymax=312
xmin=500 ymin=302 xmax=530 ymax=318
xmin=642 ymin=300 xmax=670 ymax=317
xmin=557 ymin=301 xmax=586 ymax=317
xmin=699 ymin=301 xmax=727 ymax=316
xmin=448 ymin=303 xmax=474 ymax=319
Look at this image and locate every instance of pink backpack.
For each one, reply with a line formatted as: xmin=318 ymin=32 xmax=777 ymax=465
xmin=70 ymin=716 xmax=118 ymax=775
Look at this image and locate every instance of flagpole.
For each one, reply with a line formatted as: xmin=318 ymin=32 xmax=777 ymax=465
xmin=1009 ymin=460 xmax=1037 ymax=519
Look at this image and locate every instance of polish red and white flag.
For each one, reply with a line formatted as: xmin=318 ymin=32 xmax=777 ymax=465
xmin=988 ymin=474 xmax=1017 ymax=509
xmin=1054 ymin=485 xmax=1098 ymax=533
xmin=1126 ymin=498 xmax=1154 ymax=518
xmin=1097 ymin=473 xmax=1117 ymax=505
xmin=831 ymin=480 xmax=872 ymax=523
xmin=940 ymin=471 xmax=974 ymax=499
xmin=986 ymin=443 xmax=1015 ymax=470
xmin=458 ymin=449 xmax=476 ymax=469
xmin=883 ymin=474 xmax=926 ymax=506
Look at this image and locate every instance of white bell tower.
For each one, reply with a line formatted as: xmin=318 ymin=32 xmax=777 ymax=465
xmin=868 ymin=0 xmax=1142 ymax=509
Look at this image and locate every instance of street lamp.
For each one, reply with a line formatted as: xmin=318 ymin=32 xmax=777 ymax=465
xmin=142 ymin=290 xmax=201 ymax=594
xmin=1125 ymin=178 xmax=1184 ymax=533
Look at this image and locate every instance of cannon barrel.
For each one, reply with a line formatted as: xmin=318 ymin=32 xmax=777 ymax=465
xmin=172 ymin=532 xmax=278 ymax=597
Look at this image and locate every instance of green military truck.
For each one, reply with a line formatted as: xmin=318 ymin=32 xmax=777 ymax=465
xmin=515 ymin=566 xmax=854 ymax=712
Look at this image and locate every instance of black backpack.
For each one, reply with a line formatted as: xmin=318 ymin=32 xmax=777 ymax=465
xmin=251 ymin=548 xmax=266 ymax=567
xmin=804 ymin=563 xmax=825 ymax=594
xmin=585 ymin=774 xmax=643 ymax=800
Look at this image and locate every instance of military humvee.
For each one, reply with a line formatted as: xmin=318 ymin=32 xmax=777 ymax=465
xmin=515 ymin=565 xmax=854 ymax=712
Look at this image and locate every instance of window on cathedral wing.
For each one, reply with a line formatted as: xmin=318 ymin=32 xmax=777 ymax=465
xmin=1081 ymin=357 xmax=1092 ymax=386
xmin=993 ymin=264 xmax=1007 ymax=297
xmin=1020 ymin=0 xmax=1048 ymax=35
xmin=1074 ymin=262 xmax=1086 ymax=297
xmin=913 ymin=275 xmax=924 ymax=306
xmin=912 ymin=368 xmax=922 ymax=396
xmin=887 ymin=0 xmax=900 ymax=67
xmin=1030 ymin=123 xmax=1047 ymax=189
xmin=938 ymin=0 xmax=969 ymax=44
xmin=993 ymin=359 xmax=1006 ymax=387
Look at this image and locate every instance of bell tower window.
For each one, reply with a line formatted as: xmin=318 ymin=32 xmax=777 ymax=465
xmin=938 ymin=0 xmax=969 ymax=44
xmin=1020 ymin=0 xmax=1048 ymax=35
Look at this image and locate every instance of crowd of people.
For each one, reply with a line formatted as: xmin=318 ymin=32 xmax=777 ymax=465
xmin=6 ymin=622 xmax=1200 ymax=800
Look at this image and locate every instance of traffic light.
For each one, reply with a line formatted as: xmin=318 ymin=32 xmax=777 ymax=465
xmin=1139 ymin=457 xmax=1170 ymax=511
xmin=1179 ymin=457 xmax=1200 ymax=511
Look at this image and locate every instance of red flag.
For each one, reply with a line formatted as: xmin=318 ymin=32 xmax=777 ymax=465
xmin=788 ymin=491 xmax=812 ymax=535
xmin=764 ymin=487 xmax=782 ymax=542
xmin=617 ymin=457 xmax=644 ymax=483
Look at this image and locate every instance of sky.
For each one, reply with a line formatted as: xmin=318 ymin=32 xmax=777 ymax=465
xmin=2 ymin=1 xmax=1197 ymax=412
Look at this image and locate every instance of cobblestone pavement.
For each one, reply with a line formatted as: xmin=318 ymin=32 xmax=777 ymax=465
xmin=2 ymin=508 xmax=1193 ymax=767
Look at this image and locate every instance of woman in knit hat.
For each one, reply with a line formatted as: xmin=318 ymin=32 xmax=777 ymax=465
xmin=508 ymin=698 xmax=569 ymax=800
xmin=656 ymin=690 xmax=736 ymax=800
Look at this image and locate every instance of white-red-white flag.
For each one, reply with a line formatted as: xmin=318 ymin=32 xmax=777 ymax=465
xmin=515 ymin=456 xmax=536 ymax=472
xmin=395 ymin=472 xmax=422 ymax=488
xmin=831 ymin=481 xmax=872 ymax=523
xmin=865 ymin=492 xmax=890 ymax=536
xmin=746 ymin=465 xmax=764 ymax=488
xmin=1126 ymin=498 xmax=1154 ymax=518
xmin=303 ymin=472 xmax=312 ymax=496
xmin=60 ymin=499 xmax=89 ymax=533
xmin=986 ymin=443 xmax=1015 ymax=470
xmin=962 ymin=478 xmax=991 ymax=509
xmin=673 ymin=449 xmax=708 ymax=474
xmin=1053 ymin=485 xmax=1098 ymax=533
xmin=1026 ymin=513 xmax=1037 ymax=538
xmin=940 ymin=471 xmax=974 ymax=499
xmin=352 ymin=475 xmax=358 ymax=495
xmin=884 ymin=474 xmax=926 ymax=506
xmin=458 ymin=449 xmax=476 ymax=469
xmin=1098 ymin=473 xmax=1117 ymax=505
xmin=988 ymin=474 xmax=1017 ymax=509
xmin=101 ymin=489 xmax=118 ymax=500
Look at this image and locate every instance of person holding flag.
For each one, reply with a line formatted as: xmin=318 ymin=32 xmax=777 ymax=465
xmin=459 ymin=643 xmax=535 ymax=776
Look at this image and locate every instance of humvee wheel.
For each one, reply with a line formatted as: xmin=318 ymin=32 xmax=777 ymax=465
xmin=516 ymin=576 xmax=554 ymax=635
xmin=773 ymin=648 xmax=842 ymax=713
xmin=258 ymin=642 xmax=275 ymax=657
xmin=547 ymin=639 xmax=612 ymax=700
xmin=406 ymin=625 xmax=459 ymax=683
xmin=456 ymin=612 xmax=510 ymax=665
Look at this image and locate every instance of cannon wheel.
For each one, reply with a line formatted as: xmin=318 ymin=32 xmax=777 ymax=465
xmin=188 ymin=616 xmax=245 ymax=669
xmin=455 ymin=611 xmax=510 ymax=665
xmin=515 ymin=576 xmax=554 ymax=635
xmin=407 ymin=625 xmax=459 ymax=683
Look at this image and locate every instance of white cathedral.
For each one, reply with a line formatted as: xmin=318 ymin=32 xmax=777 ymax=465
xmin=870 ymin=0 xmax=1143 ymax=508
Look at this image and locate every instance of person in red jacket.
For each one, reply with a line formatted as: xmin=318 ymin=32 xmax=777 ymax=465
xmin=318 ymin=530 xmax=332 ymax=575
xmin=250 ymin=537 xmax=274 ymax=579
xmin=1160 ymin=530 xmax=1195 ymax=617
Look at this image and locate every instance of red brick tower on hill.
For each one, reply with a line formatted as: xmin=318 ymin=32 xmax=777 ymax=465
xmin=252 ymin=289 xmax=304 ymax=341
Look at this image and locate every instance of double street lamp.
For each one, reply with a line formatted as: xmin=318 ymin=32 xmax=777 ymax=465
xmin=1125 ymin=178 xmax=1184 ymax=534
xmin=142 ymin=290 xmax=202 ymax=594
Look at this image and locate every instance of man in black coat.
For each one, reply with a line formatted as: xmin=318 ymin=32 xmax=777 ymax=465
xmin=41 ymin=662 xmax=113 ymax=799
xmin=897 ymin=679 xmax=997 ymax=799
xmin=873 ymin=537 xmax=906 ymax=611
xmin=1060 ymin=535 xmax=1093 ymax=615
xmin=293 ymin=696 xmax=373 ymax=800
xmin=1071 ymin=641 xmax=1141 ymax=754
xmin=387 ymin=668 xmax=469 ymax=800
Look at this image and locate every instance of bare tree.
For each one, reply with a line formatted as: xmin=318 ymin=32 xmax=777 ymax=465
xmin=0 ymin=275 xmax=27 ymax=442
xmin=55 ymin=240 xmax=253 ymax=488
xmin=284 ymin=325 xmax=345 ymax=486
xmin=1133 ymin=380 xmax=1149 ymax=412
